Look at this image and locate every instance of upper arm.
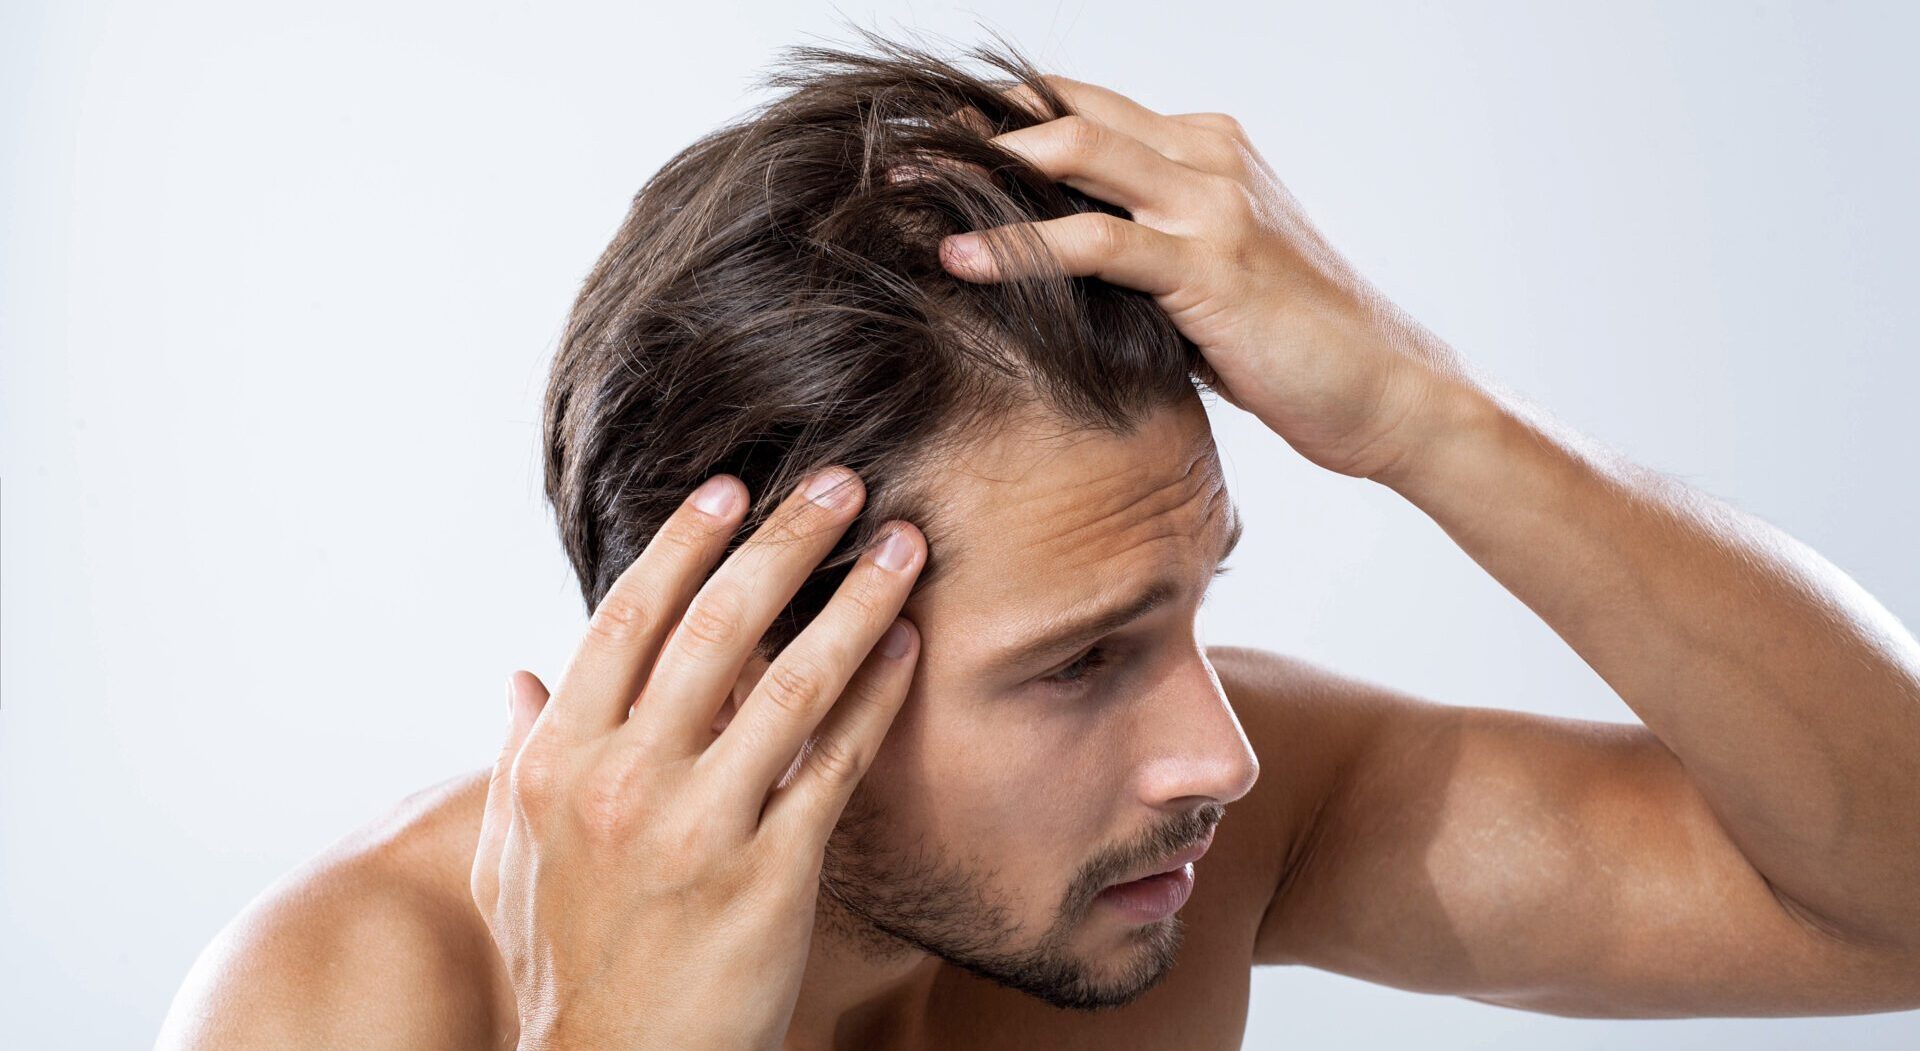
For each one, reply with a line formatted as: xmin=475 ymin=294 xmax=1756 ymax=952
xmin=1214 ymin=645 xmax=1920 ymax=1018
xmin=156 ymin=852 xmax=502 ymax=1050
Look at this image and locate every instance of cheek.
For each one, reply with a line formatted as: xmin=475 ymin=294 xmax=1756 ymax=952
xmin=868 ymin=693 xmax=1131 ymax=882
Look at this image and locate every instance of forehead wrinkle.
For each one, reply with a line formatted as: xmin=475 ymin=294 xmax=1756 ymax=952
xmin=905 ymin=400 xmax=1221 ymax=615
xmin=982 ymin=459 xmax=1233 ymax=671
xmin=1020 ymin=446 xmax=1217 ymax=570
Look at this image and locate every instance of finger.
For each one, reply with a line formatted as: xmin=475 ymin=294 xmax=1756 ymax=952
xmin=1167 ymin=111 xmax=1248 ymax=143
xmin=698 ymin=521 xmax=925 ymax=804
xmin=759 ymin=615 xmax=920 ymax=851
xmin=1165 ymin=112 xmax=1264 ymax=178
xmin=623 ymin=466 xmax=867 ymax=757
xmin=939 ymin=211 xmax=1198 ymax=296
xmin=943 ymin=103 xmax=995 ymax=136
xmin=508 ymin=669 xmax=552 ymax=745
xmin=1000 ymin=75 xmax=1234 ymax=176
xmin=987 ymin=115 xmax=1218 ymax=220
xmin=886 ymin=105 xmax=993 ymax=185
xmin=546 ymin=474 xmax=748 ymax=737
xmin=470 ymin=670 xmax=551 ymax=914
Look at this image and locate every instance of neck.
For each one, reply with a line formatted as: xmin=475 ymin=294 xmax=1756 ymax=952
xmin=781 ymin=888 xmax=946 ymax=1051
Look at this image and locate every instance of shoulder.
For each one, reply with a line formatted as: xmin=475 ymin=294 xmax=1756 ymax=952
xmin=157 ymin=769 xmax=508 ymax=1051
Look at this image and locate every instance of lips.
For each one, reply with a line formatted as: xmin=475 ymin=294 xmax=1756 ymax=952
xmin=1105 ymin=825 xmax=1215 ymax=888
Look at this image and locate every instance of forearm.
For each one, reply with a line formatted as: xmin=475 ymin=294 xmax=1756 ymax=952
xmin=1368 ymin=367 xmax=1920 ymax=947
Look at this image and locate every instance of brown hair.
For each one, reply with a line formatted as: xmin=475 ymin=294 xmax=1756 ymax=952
xmin=542 ymin=25 xmax=1219 ymax=657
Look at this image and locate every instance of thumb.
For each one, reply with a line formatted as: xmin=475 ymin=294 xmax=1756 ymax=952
xmin=506 ymin=668 xmax=552 ymax=744
xmin=471 ymin=670 xmax=552 ymax=915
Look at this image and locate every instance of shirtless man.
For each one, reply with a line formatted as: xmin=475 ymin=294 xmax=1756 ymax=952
xmin=157 ymin=36 xmax=1920 ymax=1051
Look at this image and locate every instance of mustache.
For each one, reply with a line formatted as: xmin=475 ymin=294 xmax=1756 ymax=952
xmin=1086 ymin=801 xmax=1227 ymax=892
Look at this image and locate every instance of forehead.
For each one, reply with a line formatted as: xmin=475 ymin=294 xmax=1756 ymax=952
xmin=911 ymin=394 xmax=1231 ymax=619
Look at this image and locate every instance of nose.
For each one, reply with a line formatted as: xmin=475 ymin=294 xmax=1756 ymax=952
xmin=1131 ymin=647 xmax=1260 ymax=809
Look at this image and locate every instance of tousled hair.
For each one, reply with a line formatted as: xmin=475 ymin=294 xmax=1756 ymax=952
xmin=543 ymin=25 xmax=1219 ymax=657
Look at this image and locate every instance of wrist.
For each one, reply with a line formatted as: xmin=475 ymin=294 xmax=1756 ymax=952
xmin=1362 ymin=374 xmax=1516 ymax=498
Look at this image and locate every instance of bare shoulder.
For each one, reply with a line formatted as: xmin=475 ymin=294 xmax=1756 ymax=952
xmin=157 ymin=768 xmax=508 ymax=1051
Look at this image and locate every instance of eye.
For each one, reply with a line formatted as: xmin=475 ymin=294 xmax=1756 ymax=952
xmin=1042 ymin=644 xmax=1116 ymax=689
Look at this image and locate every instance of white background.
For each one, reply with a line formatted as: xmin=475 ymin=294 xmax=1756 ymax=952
xmin=4 ymin=1 xmax=1918 ymax=1047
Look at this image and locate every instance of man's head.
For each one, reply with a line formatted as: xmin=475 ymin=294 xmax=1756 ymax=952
xmin=806 ymin=393 xmax=1258 ymax=1010
xmin=543 ymin=29 xmax=1257 ymax=1009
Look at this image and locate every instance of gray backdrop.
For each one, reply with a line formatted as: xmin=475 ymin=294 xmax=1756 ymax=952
xmin=3 ymin=1 xmax=1916 ymax=1047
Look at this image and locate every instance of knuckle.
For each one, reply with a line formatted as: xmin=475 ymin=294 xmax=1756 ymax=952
xmin=804 ymin=734 xmax=868 ymax=787
xmin=677 ymin=586 xmax=745 ymax=651
xmin=835 ymin=569 xmax=897 ymax=623
xmin=1086 ymin=213 xmax=1131 ymax=260
xmin=1205 ymin=173 xmax=1256 ymax=224
xmin=1034 ymin=73 xmax=1076 ymax=101
xmin=1057 ymin=113 xmax=1105 ymax=158
xmin=759 ymin=659 xmax=826 ymax=719
xmin=949 ymin=103 xmax=992 ymax=135
xmin=759 ymin=498 xmax=839 ymax=550
xmin=1210 ymin=111 xmax=1250 ymax=143
xmin=508 ymin=748 xmax=565 ymax=821
xmin=756 ymin=503 xmax=808 ymax=545
xmin=1182 ymin=119 xmax=1251 ymax=175
xmin=572 ymin=762 xmax=644 ymax=842
xmin=1187 ymin=110 xmax=1248 ymax=143
xmin=585 ymin=589 xmax=657 ymax=647
xmin=655 ymin=516 xmax=720 ymax=558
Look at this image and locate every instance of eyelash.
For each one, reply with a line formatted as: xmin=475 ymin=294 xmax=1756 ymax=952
xmin=1038 ymin=561 xmax=1233 ymax=693
xmin=1043 ymin=645 xmax=1116 ymax=689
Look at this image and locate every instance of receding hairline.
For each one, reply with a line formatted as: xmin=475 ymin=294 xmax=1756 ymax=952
xmin=888 ymin=394 xmax=1235 ymax=667
xmin=881 ymin=385 xmax=1217 ymax=594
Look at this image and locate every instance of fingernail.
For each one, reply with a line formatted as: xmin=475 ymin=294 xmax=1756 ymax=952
xmin=871 ymin=526 xmax=915 ymax=572
xmin=878 ymin=619 xmax=913 ymax=659
xmin=504 ymin=674 xmax=517 ymax=716
xmin=942 ymin=233 xmax=979 ymax=261
xmin=690 ymin=475 xmax=739 ymax=516
xmin=804 ymin=467 xmax=859 ymax=509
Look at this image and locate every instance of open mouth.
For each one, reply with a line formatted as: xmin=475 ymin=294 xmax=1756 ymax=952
xmin=1093 ymin=828 xmax=1215 ymax=923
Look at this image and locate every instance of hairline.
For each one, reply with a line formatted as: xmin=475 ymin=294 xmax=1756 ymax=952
xmin=964 ymin=434 xmax=1243 ymax=673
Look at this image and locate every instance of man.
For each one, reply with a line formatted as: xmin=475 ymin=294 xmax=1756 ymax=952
xmin=158 ymin=31 xmax=1920 ymax=1050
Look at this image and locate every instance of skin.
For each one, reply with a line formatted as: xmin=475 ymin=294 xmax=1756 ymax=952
xmin=791 ymin=396 xmax=1254 ymax=1018
xmin=157 ymin=74 xmax=1920 ymax=1050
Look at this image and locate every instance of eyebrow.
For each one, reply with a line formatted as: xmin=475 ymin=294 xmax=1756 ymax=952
xmin=997 ymin=497 xmax=1245 ymax=671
